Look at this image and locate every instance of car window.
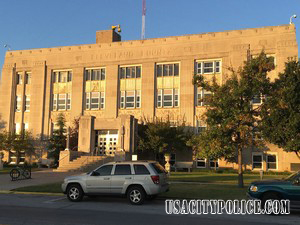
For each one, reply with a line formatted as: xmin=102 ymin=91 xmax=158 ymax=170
xmin=94 ymin=165 xmax=113 ymax=176
xmin=134 ymin=165 xmax=150 ymax=175
xmin=151 ymin=163 xmax=167 ymax=174
xmin=114 ymin=164 xmax=132 ymax=175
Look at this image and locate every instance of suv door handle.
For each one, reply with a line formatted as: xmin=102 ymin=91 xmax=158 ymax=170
xmin=104 ymin=178 xmax=110 ymax=180
xmin=125 ymin=177 xmax=132 ymax=180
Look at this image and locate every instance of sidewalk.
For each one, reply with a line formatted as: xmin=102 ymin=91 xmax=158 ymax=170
xmin=0 ymin=169 xmax=78 ymax=191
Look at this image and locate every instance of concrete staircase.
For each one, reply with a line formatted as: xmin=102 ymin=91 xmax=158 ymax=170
xmin=54 ymin=155 xmax=113 ymax=172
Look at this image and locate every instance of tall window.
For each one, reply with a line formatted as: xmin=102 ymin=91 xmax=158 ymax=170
xmin=156 ymin=63 xmax=179 ymax=77
xmin=196 ymin=158 xmax=206 ymax=168
xmin=16 ymin=96 xmax=21 ymax=112
xmin=157 ymin=89 xmax=179 ymax=108
xmin=197 ymin=88 xmax=212 ymax=106
xmin=196 ymin=120 xmax=206 ymax=134
xmin=196 ymin=60 xmax=221 ymax=74
xmin=252 ymin=94 xmax=265 ymax=105
xmin=16 ymin=73 xmax=22 ymax=85
xmin=25 ymin=72 xmax=31 ymax=84
xmin=120 ymin=66 xmax=141 ymax=79
xmin=85 ymin=92 xmax=105 ymax=110
xmin=25 ymin=95 xmax=30 ymax=111
xmin=53 ymin=71 xmax=72 ymax=83
xmin=52 ymin=93 xmax=71 ymax=111
xmin=85 ymin=68 xmax=106 ymax=81
xmin=15 ymin=123 xmax=21 ymax=134
xmin=120 ymin=90 xmax=141 ymax=109
xmin=267 ymin=154 xmax=277 ymax=170
xmin=252 ymin=153 xmax=263 ymax=169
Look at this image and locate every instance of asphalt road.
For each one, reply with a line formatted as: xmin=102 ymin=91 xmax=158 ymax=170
xmin=0 ymin=194 xmax=300 ymax=225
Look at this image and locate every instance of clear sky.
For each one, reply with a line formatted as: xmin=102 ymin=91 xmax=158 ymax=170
xmin=0 ymin=0 xmax=299 ymax=70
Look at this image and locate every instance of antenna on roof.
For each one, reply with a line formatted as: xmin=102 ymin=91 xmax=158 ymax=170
xmin=141 ymin=0 xmax=146 ymax=39
xmin=290 ymin=14 xmax=297 ymax=24
xmin=4 ymin=44 xmax=11 ymax=51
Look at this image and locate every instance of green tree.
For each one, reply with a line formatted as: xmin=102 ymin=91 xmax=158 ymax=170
xmin=0 ymin=131 xmax=35 ymax=165
xmin=47 ymin=113 xmax=66 ymax=164
xmin=192 ymin=52 xmax=274 ymax=187
xmin=137 ymin=118 xmax=192 ymax=160
xmin=261 ymin=61 xmax=300 ymax=157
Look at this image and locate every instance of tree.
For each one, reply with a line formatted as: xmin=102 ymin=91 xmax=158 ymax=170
xmin=137 ymin=118 xmax=192 ymax=161
xmin=47 ymin=113 xmax=66 ymax=164
xmin=261 ymin=60 xmax=300 ymax=157
xmin=192 ymin=52 xmax=274 ymax=187
xmin=0 ymin=131 xmax=35 ymax=165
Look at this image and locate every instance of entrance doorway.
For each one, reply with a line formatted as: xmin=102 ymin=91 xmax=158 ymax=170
xmin=95 ymin=130 xmax=118 ymax=156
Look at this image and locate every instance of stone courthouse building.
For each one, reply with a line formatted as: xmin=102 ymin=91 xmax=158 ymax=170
xmin=0 ymin=24 xmax=299 ymax=171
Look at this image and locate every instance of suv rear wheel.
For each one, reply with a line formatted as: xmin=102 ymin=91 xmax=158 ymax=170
xmin=67 ymin=184 xmax=84 ymax=202
xmin=127 ymin=186 xmax=146 ymax=205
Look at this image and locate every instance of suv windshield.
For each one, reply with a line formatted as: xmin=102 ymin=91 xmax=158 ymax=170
xmin=151 ymin=163 xmax=167 ymax=174
xmin=283 ymin=172 xmax=300 ymax=181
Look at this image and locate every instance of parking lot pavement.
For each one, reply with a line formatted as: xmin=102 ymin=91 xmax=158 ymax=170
xmin=0 ymin=169 xmax=78 ymax=191
xmin=0 ymin=193 xmax=300 ymax=225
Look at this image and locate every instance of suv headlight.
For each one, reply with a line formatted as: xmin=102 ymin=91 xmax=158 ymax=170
xmin=250 ymin=185 xmax=258 ymax=192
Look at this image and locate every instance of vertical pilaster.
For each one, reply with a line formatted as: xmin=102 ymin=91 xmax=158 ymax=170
xmin=104 ymin=64 xmax=118 ymax=118
xmin=70 ymin=67 xmax=84 ymax=121
xmin=141 ymin=62 xmax=155 ymax=119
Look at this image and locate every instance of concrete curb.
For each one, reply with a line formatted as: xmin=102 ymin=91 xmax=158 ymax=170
xmin=0 ymin=190 xmax=64 ymax=196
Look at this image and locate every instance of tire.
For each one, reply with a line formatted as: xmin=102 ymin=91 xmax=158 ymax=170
xmin=10 ymin=169 xmax=20 ymax=180
xmin=23 ymin=169 xmax=31 ymax=179
xmin=67 ymin=184 xmax=84 ymax=202
xmin=127 ymin=186 xmax=146 ymax=205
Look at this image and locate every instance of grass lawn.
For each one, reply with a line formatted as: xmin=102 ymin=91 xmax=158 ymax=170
xmin=12 ymin=182 xmax=63 ymax=193
xmin=169 ymin=172 xmax=286 ymax=184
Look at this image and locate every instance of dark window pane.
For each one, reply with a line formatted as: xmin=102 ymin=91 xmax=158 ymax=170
xmin=267 ymin=155 xmax=276 ymax=162
xmin=95 ymin=165 xmax=113 ymax=176
xmin=157 ymin=65 xmax=162 ymax=77
xmin=174 ymin=64 xmax=179 ymax=76
xmin=114 ymin=165 xmax=131 ymax=175
xmin=134 ymin=165 xmax=150 ymax=175
xmin=120 ymin=68 xmax=125 ymax=79
xmin=136 ymin=66 xmax=141 ymax=78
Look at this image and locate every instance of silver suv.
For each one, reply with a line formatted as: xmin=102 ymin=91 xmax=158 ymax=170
xmin=62 ymin=161 xmax=169 ymax=205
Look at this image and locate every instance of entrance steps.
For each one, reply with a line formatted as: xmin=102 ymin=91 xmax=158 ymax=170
xmin=54 ymin=155 xmax=114 ymax=172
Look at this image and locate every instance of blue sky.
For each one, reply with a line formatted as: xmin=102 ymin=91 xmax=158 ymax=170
xmin=0 ymin=0 xmax=299 ymax=69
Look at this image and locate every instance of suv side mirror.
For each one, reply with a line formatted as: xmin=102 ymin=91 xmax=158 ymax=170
xmin=91 ymin=171 xmax=100 ymax=176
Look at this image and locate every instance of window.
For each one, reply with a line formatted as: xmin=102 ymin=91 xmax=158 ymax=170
xmin=53 ymin=71 xmax=72 ymax=83
xmin=157 ymin=89 xmax=179 ymax=108
xmin=253 ymin=127 xmax=263 ymax=141
xmin=196 ymin=158 xmax=206 ymax=168
xmin=252 ymin=153 xmax=263 ymax=169
xmin=25 ymin=95 xmax=30 ymax=111
xmin=114 ymin=164 xmax=132 ymax=175
xmin=53 ymin=94 xmax=57 ymax=111
xmin=119 ymin=66 xmax=141 ymax=79
xmin=196 ymin=60 xmax=221 ymax=74
xmin=85 ymin=68 xmax=106 ymax=81
xmin=252 ymin=94 xmax=264 ymax=105
xmin=23 ymin=123 xmax=29 ymax=133
xmin=151 ymin=163 xmax=167 ymax=174
xmin=267 ymin=154 xmax=277 ymax=170
xmin=15 ymin=123 xmax=21 ymax=135
xmin=197 ymin=88 xmax=212 ymax=106
xmin=209 ymin=159 xmax=219 ymax=168
xmin=25 ymin=72 xmax=31 ymax=84
xmin=156 ymin=63 xmax=179 ymax=77
xmin=119 ymin=91 xmax=141 ymax=109
xmin=16 ymin=96 xmax=21 ymax=112
xmin=134 ymin=165 xmax=150 ymax=175
xmin=85 ymin=92 xmax=105 ymax=110
xmin=52 ymin=93 xmax=71 ymax=111
xmin=95 ymin=165 xmax=113 ymax=176
xmin=19 ymin=151 xmax=25 ymax=165
xmin=197 ymin=120 xmax=206 ymax=134
xmin=16 ymin=73 xmax=22 ymax=85
xmin=58 ymin=94 xmax=66 ymax=110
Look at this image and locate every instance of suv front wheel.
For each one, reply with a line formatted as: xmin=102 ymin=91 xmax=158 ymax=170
xmin=127 ymin=186 xmax=146 ymax=205
xmin=67 ymin=184 xmax=84 ymax=202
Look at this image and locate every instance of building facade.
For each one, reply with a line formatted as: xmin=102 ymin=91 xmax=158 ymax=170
xmin=0 ymin=24 xmax=299 ymax=171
